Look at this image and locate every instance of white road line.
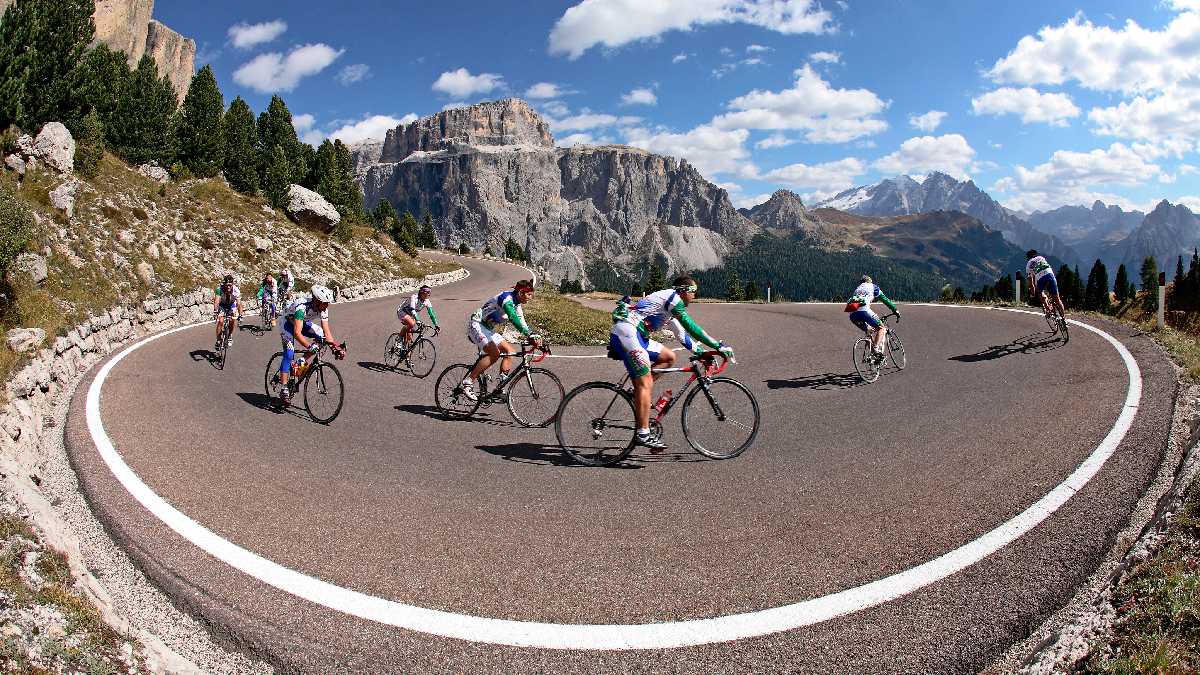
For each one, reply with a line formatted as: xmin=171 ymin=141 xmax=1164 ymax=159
xmin=84 ymin=305 xmax=1141 ymax=650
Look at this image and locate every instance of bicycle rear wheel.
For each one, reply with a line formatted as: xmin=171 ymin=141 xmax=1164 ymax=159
xmin=852 ymin=337 xmax=880 ymax=383
xmin=304 ymin=362 xmax=344 ymax=423
xmin=434 ymin=363 xmax=483 ymax=418
xmin=1057 ymin=312 xmax=1070 ymax=343
xmin=506 ymin=367 xmax=564 ymax=427
xmin=383 ymin=333 xmax=403 ymax=369
xmin=555 ymin=382 xmax=637 ymax=466
xmin=681 ymin=377 xmax=760 ymax=459
xmin=888 ymin=331 xmax=907 ymax=370
xmin=407 ymin=337 xmax=437 ymax=378
xmin=264 ymin=352 xmax=285 ymax=398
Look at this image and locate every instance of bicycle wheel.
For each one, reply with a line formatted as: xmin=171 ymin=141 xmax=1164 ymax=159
xmin=852 ymin=337 xmax=880 ymax=383
xmin=888 ymin=331 xmax=907 ymax=370
xmin=407 ymin=338 xmax=437 ymax=378
xmin=1043 ymin=309 xmax=1058 ymax=334
xmin=217 ymin=325 xmax=230 ymax=370
xmin=555 ymin=382 xmax=637 ymax=467
xmin=304 ymin=362 xmax=344 ymax=423
xmin=1057 ymin=312 xmax=1070 ymax=344
xmin=506 ymin=367 xmax=565 ymax=427
xmin=383 ymin=333 xmax=403 ymax=369
xmin=264 ymin=352 xmax=285 ymax=398
xmin=434 ymin=363 xmax=483 ymax=418
xmin=681 ymin=377 xmax=760 ymax=459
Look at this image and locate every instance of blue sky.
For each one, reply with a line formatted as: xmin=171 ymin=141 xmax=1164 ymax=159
xmin=157 ymin=0 xmax=1200 ymax=214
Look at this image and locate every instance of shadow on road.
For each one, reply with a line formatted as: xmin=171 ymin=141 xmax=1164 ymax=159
xmin=765 ymin=372 xmax=863 ymax=390
xmin=392 ymin=404 xmax=516 ymax=427
xmin=236 ymin=392 xmax=309 ymax=420
xmin=188 ymin=349 xmax=221 ymax=369
xmin=948 ymin=331 xmax=1063 ymax=363
xmin=476 ymin=442 xmax=576 ymax=466
xmin=358 ymin=360 xmax=395 ymax=374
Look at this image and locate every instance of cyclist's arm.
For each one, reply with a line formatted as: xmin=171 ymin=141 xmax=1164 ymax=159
xmin=877 ymin=291 xmax=899 ymax=315
xmin=666 ymin=317 xmax=700 ymax=352
xmin=670 ymin=304 xmax=721 ymax=350
xmin=291 ymin=317 xmax=312 ymax=349
xmin=501 ymin=296 xmax=533 ymax=336
xmin=320 ymin=318 xmax=338 ymax=348
xmin=425 ymin=304 xmax=439 ymax=327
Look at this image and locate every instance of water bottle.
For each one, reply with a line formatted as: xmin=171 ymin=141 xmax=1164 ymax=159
xmin=292 ymin=356 xmax=307 ymax=378
xmin=653 ymin=390 xmax=672 ymax=415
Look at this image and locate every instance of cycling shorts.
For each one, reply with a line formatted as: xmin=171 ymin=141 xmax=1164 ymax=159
xmin=849 ymin=308 xmax=881 ymax=332
xmin=610 ymin=321 xmax=662 ymax=378
xmin=280 ymin=322 xmax=323 ymax=373
xmin=216 ymin=303 xmax=237 ymax=318
xmin=1036 ymin=275 xmax=1059 ymax=297
xmin=397 ymin=306 xmax=418 ymax=322
xmin=467 ymin=318 xmax=506 ymax=351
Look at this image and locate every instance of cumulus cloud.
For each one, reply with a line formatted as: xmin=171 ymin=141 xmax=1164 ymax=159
xmin=1179 ymin=196 xmax=1200 ymax=212
xmin=672 ymin=52 xmax=690 ymax=63
xmin=711 ymin=64 xmax=888 ymax=143
xmin=970 ymin=87 xmax=1080 ymax=126
xmin=764 ymin=157 xmax=866 ymax=193
xmin=551 ymin=112 xmax=642 ymax=132
xmin=548 ymin=0 xmax=835 ymax=60
xmin=873 ymin=134 xmax=976 ymax=179
xmin=432 ymin=68 xmax=505 ymax=98
xmin=336 ymin=64 xmax=371 ymax=86
xmin=539 ymin=100 xmax=571 ymax=118
xmin=1088 ymin=88 xmax=1200 ymax=147
xmin=621 ymin=87 xmax=658 ymax=106
xmin=755 ymin=133 xmax=795 ymax=149
xmin=292 ymin=113 xmax=322 ymax=145
xmin=908 ymin=110 xmax=946 ymax=132
xmin=559 ymin=132 xmax=612 ymax=146
xmin=623 ymin=124 xmax=753 ymax=177
xmin=733 ymin=192 xmax=775 ymax=209
xmin=228 ymin=20 xmax=287 ymax=49
xmin=326 ymin=113 xmax=419 ymax=145
xmin=232 ymin=43 xmax=344 ymax=93
xmin=809 ymin=50 xmax=840 ymax=64
xmin=990 ymin=142 xmax=1162 ymax=211
xmin=746 ymin=44 xmax=772 ymax=53
xmin=525 ymin=82 xmax=570 ymax=99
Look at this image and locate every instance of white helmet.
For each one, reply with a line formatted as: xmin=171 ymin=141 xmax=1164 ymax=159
xmin=310 ymin=285 xmax=334 ymax=303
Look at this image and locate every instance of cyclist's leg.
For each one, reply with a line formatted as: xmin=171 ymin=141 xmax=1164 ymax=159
xmin=466 ymin=321 xmax=501 ymax=380
xmin=399 ymin=313 xmax=417 ymax=345
xmin=850 ymin=309 xmax=883 ymax=351
xmin=612 ymin=323 xmax=658 ymax=434
xmin=496 ymin=339 xmax=517 ymax=377
xmin=278 ymin=330 xmax=295 ymax=394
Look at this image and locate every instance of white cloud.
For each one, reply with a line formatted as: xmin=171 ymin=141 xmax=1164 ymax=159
xmin=525 ymin=82 xmax=571 ymax=99
xmin=765 ymin=157 xmax=866 ymax=192
xmin=908 ymin=110 xmax=946 ymax=132
xmin=712 ymin=64 xmax=888 ymax=143
xmin=746 ymin=44 xmax=772 ymax=53
xmin=336 ymin=64 xmax=371 ymax=86
xmin=873 ymin=134 xmax=976 ymax=179
xmin=548 ymin=0 xmax=835 ymax=60
xmin=292 ymin=113 xmax=315 ymax=131
xmin=733 ymin=192 xmax=775 ymax=209
xmin=228 ymin=20 xmax=287 ymax=49
xmin=621 ymin=87 xmax=658 ymax=106
xmin=539 ymin=100 xmax=571 ymax=118
xmin=559 ymin=132 xmax=612 ymax=146
xmin=720 ymin=47 xmax=735 ymax=57
xmin=1088 ymin=87 xmax=1200 ymax=148
xmin=623 ymin=124 xmax=753 ymax=177
xmin=551 ymin=113 xmax=642 ymax=132
xmin=1179 ymin=196 xmax=1200 ymax=212
xmin=755 ymin=133 xmax=795 ymax=149
xmin=970 ymin=87 xmax=1080 ymax=126
xmin=292 ymin=113 xmax=322 ymax=145
xmin=809 ymin=50 xmax=840 ymax=64
xmin=672 ymin=52 xmax=690 ymax=63
xmin=432 ymin=68 xmax=505 ymax=98
xmin=232 ymin=43 xmax=344 ymax=93
xmin=327 ymin=113 xmax=418 ymax=145
xmin=990 ymin=142 xmax=1162 ymax=211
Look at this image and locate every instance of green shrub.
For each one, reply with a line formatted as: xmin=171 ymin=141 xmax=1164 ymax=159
xmin=0 ymin=182 xmax=34 ymax=280
xmin=458 ymin=242 xmax=470 ymax=255
xmin=74 ymin=111 xmax=104 ymax=179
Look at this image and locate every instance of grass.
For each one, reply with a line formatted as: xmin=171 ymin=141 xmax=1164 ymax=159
xmin=524 ymin=290 xmax=612 ymax=346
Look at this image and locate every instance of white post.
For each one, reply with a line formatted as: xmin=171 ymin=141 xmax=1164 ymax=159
xmin=1158 ymin=272 xmax=1166 ymax=329
xmin=766 ymin=285 xmax=771 ymax=303
xmin=1014 ymin=271 xmax=1021 ymax=304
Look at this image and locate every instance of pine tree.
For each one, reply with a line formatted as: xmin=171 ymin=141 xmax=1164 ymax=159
xmin=331 ymin=140 xmax=364 ymax=222
xmin=176 ymin=65 xmax=225 ymax=177
xmin=74 ymin=109 xmax=104 ymax=178
xmin=393 ymin=211 xmax=418 ymax=256
xmin=371 ymin=199 xmax=397 ymax=231
xmin=504 ymin=237 xmax=525 ymax=262
xmin=1140 ymin=256 xmax=1159 ymax=311
xmin=745 ymin=280 xmax=760 ymax=301
xmin=262 ymin=144 xmax=291 ymax=209
xmin=109 ymin=55 xmax=177 ymax=165
xmin=458 ymin=241 xmax=470 ymax=255
xmin=222 ymin=97 xmax=259 ymax=194
xmin=1113 ymin=263 xmax=1130 ymax=303
xmin=64 ymin=44 xmax=129 ymax=138
xmin=1084 ymin=260 xmax=1110 ymax=311
xmin=0 ymin=0 xmax=96 ymax=130
xmin=419 ymin=212 xmax=437 ymax=247
xmin=1176 ymin=255 xmax=1185 ymax=286
xmin=647 ymin=264 xmax=666 ymax=292
xmin=1071 ymin=265 xmax=1085 ymax=307
xmin=0 ymin=0 xmax=35 ymax=128
xmin=310 ymin=139 xmax=337 ymax=195
xmin=299 ymin=143 xmax=317 ymax=189
xmin=995 ymin=273 xmax=1014 ymax=302
xmin=257 ymin=96 xmax=306 ymax=184
xmin=725 ymin=269 xmax=743 ymax=300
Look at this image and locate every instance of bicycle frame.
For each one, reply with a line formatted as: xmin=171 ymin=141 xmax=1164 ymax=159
xmin=473 ymin=342 xmax=549 ymax=398
xmin=605 ymin=352 xmax=729 ymax=424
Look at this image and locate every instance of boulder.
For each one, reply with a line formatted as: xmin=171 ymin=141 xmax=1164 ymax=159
xmin=285 ymin=184 xmax=341 ymax=232
xmin=9 ymin=253 xmax=47 ymax=285
xmin=136 ymin=262 xmax=154 ymax=285
xmin=146 ymin=243 xmax=160 ymax=259
xmin=253 ymin=236 xmax=272 ymax=252
xmin=33 ymin=122 xmax=75 ymax=174
xmin=137 ymin=162 xmax=170 ymax=183
xmin=4 ymin=154 xmax=24 ymax=177
xmin=6 ymin=328 xmax=45 ymax=353
xmin=15 ymin=134 xmax=34 ymax=156
xmin=48 ymin=179 xmax=81 ymax=218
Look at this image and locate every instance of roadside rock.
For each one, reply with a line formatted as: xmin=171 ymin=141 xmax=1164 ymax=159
xmin=15 ymin=134 xmax=34 ymax=156
xmin=253 ymin=236 xmax=272 ymax=252
xmin=33 ymin=122 xmax=75 ymax=174
xmin=285 ymin=184 xmax=340 ymax=232
xmin=4 ymin=154 xmax=25 ymax=177
xmin=48 ymin=179 xmax=81 ymax=218
xmin=6 ymin=328 xmax=45 ymax=353
xmin=137 ymin=162 xmax=170 ymax=183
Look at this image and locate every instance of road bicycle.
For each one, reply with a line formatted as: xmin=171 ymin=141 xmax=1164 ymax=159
xmin=434 ymin=340 xmax=564 ymax=427
xmin=260 ymin=294 xmax=278 ymax=331
xmin=214 ymin=313 xmax=240 ymax=371
xmin=384 ymin=321 xmax=439 ymax=377
xmin=852 ymin=313 xmax=905 ymax=384
xmin=264 ymin=340 xmax=348 ymax=423
xmin=1040 ymin=290 xmax=1070 ymax=343
xmin=555 ymin=351 xmax=760 ymax=467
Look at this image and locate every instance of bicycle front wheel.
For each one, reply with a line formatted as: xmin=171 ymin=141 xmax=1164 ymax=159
xmin=888 ymin=331 xmax=907 ymax=370
xmin=217 ymin=327 xmax=230 ymax=370
xmin=407 ymin=338 xmax=437 ymax=378
xmin=434 ymin=363 xmax=482 ymax=418
xmin=555 ymin=382 xmax=636 ymax=466
xmin=506 ymin=367 xmax=565 ymax=427
xmin=304 ymin=362 xmax=345 ymax=423
xmin=681 ymin=377 xmax=760 ymax=459
xmin=264 ymin=352 xmax=285 ymax=398
xmin=383 ymin=333 xmax=403 ymax=369
xmin=852 ymin=337 xmax=880 ymax=383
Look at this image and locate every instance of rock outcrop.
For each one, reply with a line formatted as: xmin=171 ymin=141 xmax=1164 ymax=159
xmin=33 ymin=123 xmax=75 ymax=174
xmin=1100 ymin=200 xmax=1200 ymax=271
xmin=285 ymin=184 xmax=341 ymax=232
xmin=355 ymin=99 xmax=756 ymax=286
xmin=144 ymin=19 xmax=195 ymax=103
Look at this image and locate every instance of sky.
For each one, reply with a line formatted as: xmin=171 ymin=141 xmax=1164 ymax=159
xmin=156 ymin=0 xmax=1200 ymax=215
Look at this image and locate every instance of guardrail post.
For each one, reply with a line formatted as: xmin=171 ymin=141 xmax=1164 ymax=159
xmin=1158 ymin=271 xmax=1166 ymax=329
xmin=766 ymin=283 xmax=771 ymax=304
xmin=1014 ymin=271 xmax=1021 ymax=304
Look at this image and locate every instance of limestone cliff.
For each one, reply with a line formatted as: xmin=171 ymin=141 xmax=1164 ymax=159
xmin=355 ymin=99 xmax=756 ymax=286
xmin=144 ymin=19 xmax=195 ymax=103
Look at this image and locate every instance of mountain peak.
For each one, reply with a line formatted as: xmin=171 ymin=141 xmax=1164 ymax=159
xmin=379 ymin=98 xmax=554 ymax=162
xmin=767 ymin=189 xmax=805 ymax=206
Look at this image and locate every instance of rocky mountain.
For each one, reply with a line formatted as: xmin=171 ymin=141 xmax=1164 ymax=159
xmin=0 ymin=0 xmax=195 ymax=102
xmin=354 ymin=99 xmax=756 ymax=286
xmin=1026 ymin=201 xmax=1142 ymax=263
xmin=817 ymin=172 xmax=1079 ymax=264
xmin=740 ymin=189 xmax=841 ymax=243
xmin=1100 ymin=200 xmax=1200 ymax=271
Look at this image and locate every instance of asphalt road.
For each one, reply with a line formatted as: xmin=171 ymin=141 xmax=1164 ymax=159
xmin=66 ymin=254 xmax=1176 ymax=673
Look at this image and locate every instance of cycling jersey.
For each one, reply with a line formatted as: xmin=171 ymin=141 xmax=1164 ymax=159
xmin=1025 ymin=256 xmax=1054 ymax=282
xmin=610 ymin=289 xmax=721 ymax=377
xmin=846 ymin=282 xmax=898 ymax=331
xmin=398 ymin=293 xmax=438 ymax=326
xmin=257 ymin=282 xmax=277 ymax=301
xmin=472 ymin=291 xmax=531 ymax=335
xmin=214 ymin=285 xmax=241 ymax=310
xmin=281 ymin=297 xmax=328 ymax=336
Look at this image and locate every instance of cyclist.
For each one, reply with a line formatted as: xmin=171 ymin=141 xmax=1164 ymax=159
xmin=611 ymin=276 xmax=733 ymax=451
xmin=277 ymin=284 xmax=346 ymax=407
xmin=257 ymin=274 xmax=279 ymax=328
xmin=396 ymin=285 xmax=440 ymax=346
xmin=212 ymin=275 xmax=243 ymax=351
xmin=461 ymin=279 xmax=541 ymax=401
xmin=278 ymin=268 xmax=295 ymax=302
xmin=845 ymin=275 xmax=900 ymax=362
xmin=1025 ymin=249 xmax=1066 ymax=317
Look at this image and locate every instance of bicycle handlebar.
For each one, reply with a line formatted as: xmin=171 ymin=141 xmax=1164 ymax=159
xmin=691 ymin=350 xmax=731 ymax=376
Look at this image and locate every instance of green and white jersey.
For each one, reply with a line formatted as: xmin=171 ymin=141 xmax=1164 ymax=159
xmin=1025 ymin=256 xmax=1054 ymax=282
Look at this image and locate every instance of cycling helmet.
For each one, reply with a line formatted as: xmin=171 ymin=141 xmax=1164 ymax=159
xmin=223 ymin=274 xmax=234 ymax=284
xmin=310 ymin=285 xmax=334 ymax=303
xmin=514 ymin=279 xmax=535 ymax=292
xmin=418 ymin=285 xmax=432 ymax=294
xmin=860 ymin=275 xmax=872 ymax=284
